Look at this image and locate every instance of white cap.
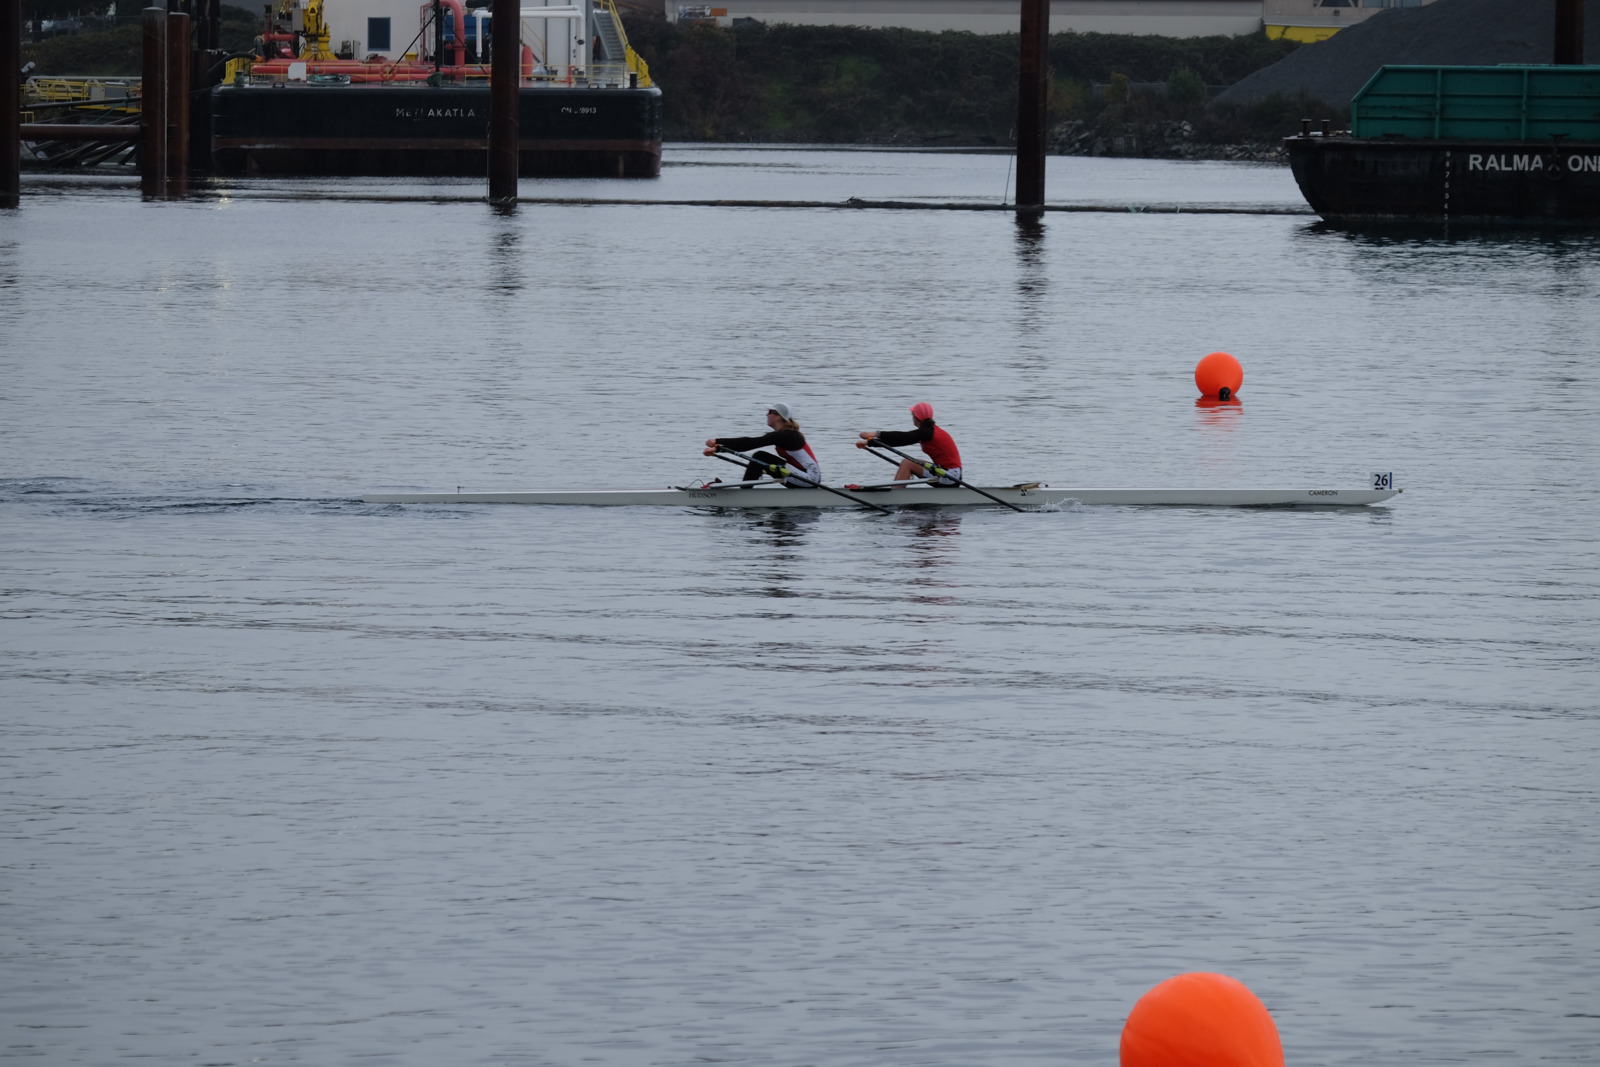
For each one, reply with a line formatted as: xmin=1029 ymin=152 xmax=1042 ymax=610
xmin=767 ymin=402 xmax=795 ymax=422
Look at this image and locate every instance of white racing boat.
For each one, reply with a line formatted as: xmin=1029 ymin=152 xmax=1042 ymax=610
xmin=363 ymin=483 xmax=1403 ymax=508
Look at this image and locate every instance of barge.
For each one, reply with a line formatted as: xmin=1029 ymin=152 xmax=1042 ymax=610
xmin=1285 ymin=64 xmax=1600 ymax=225
xmin=210 ymin=0 xmax=661 ymax=177
xmin=212 ymin=82 xmax=660 ymax=176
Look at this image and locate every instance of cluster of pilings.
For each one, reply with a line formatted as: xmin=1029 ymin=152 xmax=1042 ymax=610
xmin=3 ymin=0 xmax=224 ymax=206
xmin=139 ymin=6 xmax=191 ymax=197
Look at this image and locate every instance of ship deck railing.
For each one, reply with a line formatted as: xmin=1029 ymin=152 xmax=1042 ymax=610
xmin=1351 ymin=64 xmax=1600 ymax=142
xmin=24 ymin=77 xmax=142 ymax=106
xmin=239 ymin=65 xmax=648 ymax=89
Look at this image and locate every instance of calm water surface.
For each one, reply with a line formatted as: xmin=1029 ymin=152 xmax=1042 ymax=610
xmin=2 ymin=150 xmax=1597 ymax=1066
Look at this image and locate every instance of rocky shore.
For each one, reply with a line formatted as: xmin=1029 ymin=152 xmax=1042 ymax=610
xmin=1049 ymin=119 xmax=1287 ymax=164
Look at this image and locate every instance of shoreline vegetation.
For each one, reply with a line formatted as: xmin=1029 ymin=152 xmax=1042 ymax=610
xmin=623 ymin=16 xmax=1336 ymax=161
xmin=22 ymin=8 xmax=1341 ymax=162
xmin=20 ymin=6 xmax=263 ymax=75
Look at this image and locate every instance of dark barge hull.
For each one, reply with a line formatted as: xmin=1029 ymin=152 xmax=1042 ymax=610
xmin=1286 ymin=136 xmax=1600 ymax=224
xmin=211 ymin=84 xmax=662 ymax=178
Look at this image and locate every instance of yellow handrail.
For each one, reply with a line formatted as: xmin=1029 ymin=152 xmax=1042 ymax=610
xmin=593 ymin=0 xmax=651 ymax=87
xmin=29 ymin=78 xmax=89 ymax=102
xmin=24 ymin=77 xmax=141 ymax=105
xmin=626 ymin=44 xmax=652 ymax=88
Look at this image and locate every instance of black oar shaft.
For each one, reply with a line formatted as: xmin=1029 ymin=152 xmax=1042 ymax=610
xmin=713 ymin=447 xmax=893 ymax=515
xmin=864 ymin=441 xmax=1026 ymax=512
xmin=704 ymin=451 xmax=784 ymax=486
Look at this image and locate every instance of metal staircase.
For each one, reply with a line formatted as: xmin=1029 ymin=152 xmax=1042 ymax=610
xmin=593 ymin=3 xmax=626 ymax=64
xmin=589 ymin=0 xmax=651 ymax=87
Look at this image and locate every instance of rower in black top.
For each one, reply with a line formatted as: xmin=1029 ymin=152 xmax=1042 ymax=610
xmin=703 ymin=402 xmax=824 ymax=487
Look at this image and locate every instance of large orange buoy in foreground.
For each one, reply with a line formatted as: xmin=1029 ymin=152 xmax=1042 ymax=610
xmin=1195 ymin=352 xmax=1244 ymax=400
xmin=1121 ymin=972 xmax=1284 ymax=1067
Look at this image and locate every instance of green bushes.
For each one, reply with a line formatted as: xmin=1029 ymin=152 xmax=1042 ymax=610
xmin=623 ymin=16 xmax=1299 ymax=143
xmin=22 ymin=22 xmax=147 ymax=77
xmin=21 ymin=6 xmax=265 ymax=76
xmin=1167 ymin=67 xmax=1205 ymax=106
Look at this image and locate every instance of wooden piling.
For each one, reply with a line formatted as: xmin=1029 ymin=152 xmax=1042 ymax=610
xmin=1014 ymin=0 xmax=1049 ymax=212
xmin=2 ymin=0 xmax=20 ymax=209
xmin=141 ymin=6 xmax=167 ymax=198
xmin=166 ymin=10 xmax=190 ymax=194
xmin=488 ymin=0 xmax=519 ymax=204
xmin=1555 ymin=0 xmax=1584 ymax=64
xmin=192 ymin=0 xmax=222 ymax=175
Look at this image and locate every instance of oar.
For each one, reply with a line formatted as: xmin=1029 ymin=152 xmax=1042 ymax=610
xmin=861 ymin=440 xmax=1027 ymax=512
xmin=709 ymin=446 xmax=894 ymax=515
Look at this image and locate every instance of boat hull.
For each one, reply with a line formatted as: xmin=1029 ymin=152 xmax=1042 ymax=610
xmin=1285 ymin=135 xmax=1600 ymax=224
xmin=210 ymin=84 xmax=662 ymax=177
xmin=362 ymin=486 xmax=1402 ymax=508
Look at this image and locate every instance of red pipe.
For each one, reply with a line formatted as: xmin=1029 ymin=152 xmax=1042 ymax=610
xmin=250 ymin=56 xmax=498 ymax=81
xmin=261 ymin=29 xmax=296 ymax=58
xmin=440 ymin=0 xmax=467 ymax=67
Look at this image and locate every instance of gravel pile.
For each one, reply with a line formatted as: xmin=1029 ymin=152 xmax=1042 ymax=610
xmin=1214 ymin=0 xmax=1600 ymax=110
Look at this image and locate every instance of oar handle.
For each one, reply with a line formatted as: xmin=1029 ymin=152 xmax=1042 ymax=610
xmin=863 ymin=440 xmax=1026 ymax=513
xmin=865 ymin=440 xmax=937 ymax=474
xmin=711 ymin=445 xmax=893 ymax=515
xmin=710 ymin=446 xmax=786 ymax=478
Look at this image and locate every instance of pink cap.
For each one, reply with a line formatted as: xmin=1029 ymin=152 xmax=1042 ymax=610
xmin=910 ymin=402 xmax=934 ymax=421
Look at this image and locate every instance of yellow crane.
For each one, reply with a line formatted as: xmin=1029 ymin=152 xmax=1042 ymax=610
xmin=273 ymin=0 xmax=335 ymax=60
xmin=300 ymin=0 xmax=335 ymax=60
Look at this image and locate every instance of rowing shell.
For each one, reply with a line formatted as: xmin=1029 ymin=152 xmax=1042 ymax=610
xmin=362 ymin=485 xmax=1402 ymax=508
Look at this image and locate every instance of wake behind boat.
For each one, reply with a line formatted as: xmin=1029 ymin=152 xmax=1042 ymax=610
xmin=362 ymin=484 xmax=1403 ymax=508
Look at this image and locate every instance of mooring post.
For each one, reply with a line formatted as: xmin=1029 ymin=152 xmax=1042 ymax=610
xmin=203 ymin=0 xmax=220 ymax=52
xmin=141 ymin=6 xmax=167 ymax=198
xmin=1555 ymin=0 xmax=1584 ymax=64
xmin=2 ymin=0 xmax=21 ymax=209
xmin=487 ymin=0 xmax=519 ymax=204
xmin=1014 ymin=0 xmax=1049 ymax=213
xmin=191 ymin=0 xmax=222 ymax=176
xmin=166 ymin=9 xmax=190 ymax=194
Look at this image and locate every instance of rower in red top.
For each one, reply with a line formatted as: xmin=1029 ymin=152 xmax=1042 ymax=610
xmin=856 ymin=402 xmax=963 ymax=485
xmin=704 ymin=402 xmax=824 ymax=487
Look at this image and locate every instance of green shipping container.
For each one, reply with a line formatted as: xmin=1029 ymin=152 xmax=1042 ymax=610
xmin=1350 ymin=65 xmax=1600 ymax=141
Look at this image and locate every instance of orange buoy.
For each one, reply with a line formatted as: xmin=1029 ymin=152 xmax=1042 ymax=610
xmin=1120 ymin=972 xmax=1284 ymax=1067
xmin=1195 ymin=352 xmax=1244 ymax=401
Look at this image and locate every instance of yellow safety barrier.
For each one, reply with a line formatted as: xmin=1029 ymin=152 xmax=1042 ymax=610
xmin=24 ymin=77 xmax=141 ymax=105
